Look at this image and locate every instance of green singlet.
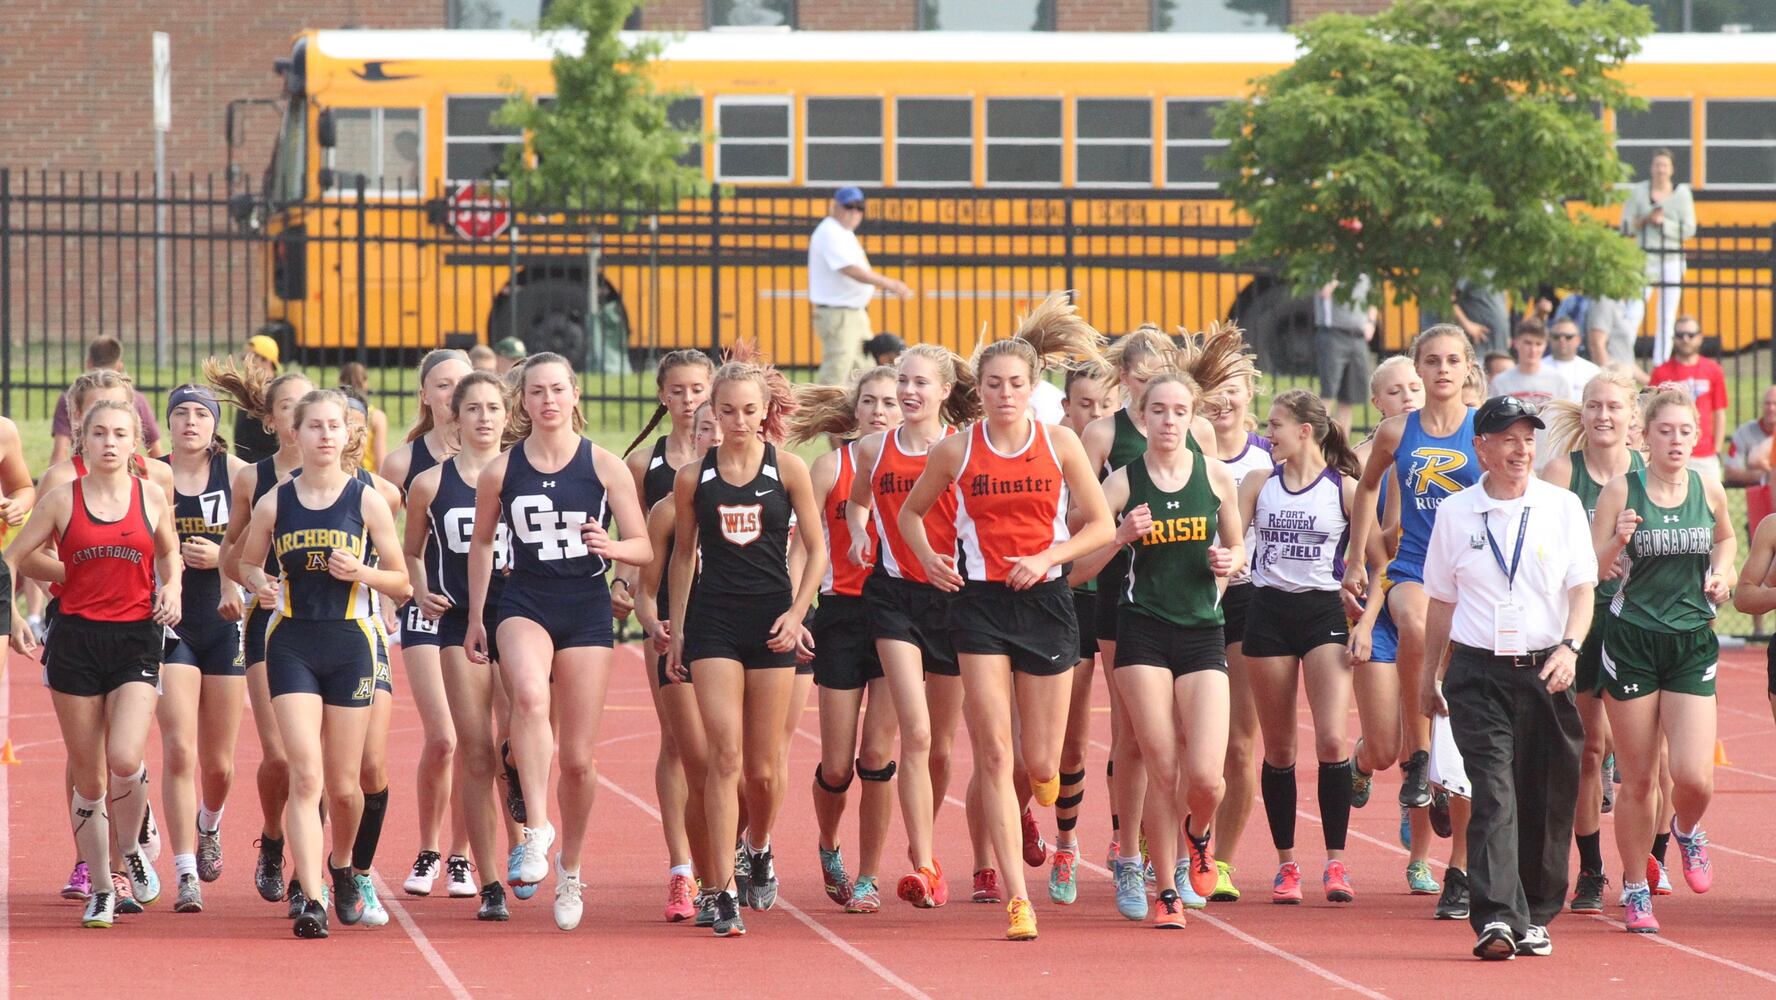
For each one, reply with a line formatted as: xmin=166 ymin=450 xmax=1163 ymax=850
xmin=1610 ymin=469 xmax=1715 ymax=633
xmin=1120 ymin=454 xmax=1222 ymax=629
xmin=1567 ymin=448 xmax=1644 ymax=606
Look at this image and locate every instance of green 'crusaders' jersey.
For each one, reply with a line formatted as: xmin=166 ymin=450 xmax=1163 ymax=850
xmin=1120 ymin=454 xmax=1222 ymax=629
xmin=1568 ymin=449 xmax=1644 ymax=607
xmin=1611 ymin=469 xmax=1716 ymax=633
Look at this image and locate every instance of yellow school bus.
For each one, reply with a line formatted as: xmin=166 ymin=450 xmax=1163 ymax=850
xmin=234 ymin=28 xmax=1776 ymax=369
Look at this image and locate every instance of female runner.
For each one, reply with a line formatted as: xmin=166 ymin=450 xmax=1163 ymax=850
xmin=1538 ymin=370 xmax=1642 ymax=914
xmin=1242 ymin=389 xmax=1363 ymax=904
xmin=899 ymin=293 xmax=1114 ymax=941
xmin=157 ymin=386 xmax=250 ymax=913
xmin=37 ymin=370 xmax=177 ymax=903
xmin=7 ymin=400 xmax=181 ymax=928
xmin=406 ymin=370 xmax=522 ymax=920
xmin=1050 ymin=364 xmax=1117 ymax=902
xmin=666 ymin=348 xmax=826 ymax=938
xmin=381 ymin=349 xmax=475 ymax=899
xmin=210 ymin=358 xmax=314 ymax=905
xmin=845 ymin=343 xmax=977 ymax=910
xmin=789 ymin=369 xmax=903 ymax=913
xmin=238 ymin=388 xmax=410 ymax=938
xmin=1591 ymin=387 xmax=1733 ymax=934
xmin=621 ymin=349 xmax=715 ymax=920
xmin=338 ymin=362 xmax=390 ymax=472
xmin=1098 ymin=371 xmax=1243 ymax=927
xmin=466 ymin=352 xmax=652 ymax=932
xmin=1344 ymin=325 xmax=1480 ymax=910
xmin=638 ymin=400 xmax=722 ymax=924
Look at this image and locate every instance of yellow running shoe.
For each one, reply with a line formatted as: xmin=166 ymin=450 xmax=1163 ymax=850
xmin=1006 ymin=897 xmax=1038 ymax=941
xmin=1210 ymin=860 xmax=1241 ymax=902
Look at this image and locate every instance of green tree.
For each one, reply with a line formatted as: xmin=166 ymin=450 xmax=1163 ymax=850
xmin=496 ymin=0 xmax=707 ymax=209
xmin=1216 ymin=0 xmax=1655 ymax=308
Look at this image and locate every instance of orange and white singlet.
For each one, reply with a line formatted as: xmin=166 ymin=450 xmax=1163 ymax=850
xmin=954 ymin=419 xmax=1070 ymax=584
xmin=869 ymin=427 xmax=958 ymax=585
xmin=822 ymin=442 xmax=873 ymax=597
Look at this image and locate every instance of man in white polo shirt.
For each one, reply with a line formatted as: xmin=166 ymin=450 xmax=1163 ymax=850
xmin=808 ymin=187 xmax=910 ymax=385
xmin=1419 ymin=395 xmax=1597 ymax=962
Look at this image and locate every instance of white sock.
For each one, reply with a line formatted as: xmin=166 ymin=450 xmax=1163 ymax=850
xmin=175 ymin=852 xmax=198 ymax=880
xmin=669 ymin=863 xmax=693 ymax=878
xmin=71 ymin=790 xmax=111 ymax=876
xmin=1119 ymin=852 xmax=1143 ymax=867
xmin=107 ymin=766 xmax=150 ymax=861
xmin=197 ymin=804 xmax=224 ymax=834
xmin=744 ymin=834 xmax=770 ymax=855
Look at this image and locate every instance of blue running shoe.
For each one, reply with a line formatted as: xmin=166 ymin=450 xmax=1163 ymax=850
xmin=1399 ymin=805 xmax=1412 ymax=850
xmin=507 ymin=845 xmax=537 ymax=900
xmin=1113 ymin=858 xmax=1149 ymax=920
xmin=1173 ymin=861 xmax=1207 ymax=910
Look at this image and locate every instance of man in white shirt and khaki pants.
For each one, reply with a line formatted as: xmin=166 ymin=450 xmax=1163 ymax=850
xmin=808 ymin=187 xmax=911 ymax=385
xmin=1420 ymin=395 xmax=1597 ymax=962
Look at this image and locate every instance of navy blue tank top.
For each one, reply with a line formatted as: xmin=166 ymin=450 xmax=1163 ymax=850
xmin=428 ymin=457 xmax=511 ymax=606
xmin=272 ymin=476 xmax=374 ymax=621
xmin=161 ymin=452 xmax=232 ymax=621
xmin=643 ymin=437 xmax=679 ymax=509
xmin=691 ymin=444 xmax=793 ymax=602
xmin=501 ymin=437 xmax=610 ymax=580
xmin=252 ymin=457 xmax=292 ymax=573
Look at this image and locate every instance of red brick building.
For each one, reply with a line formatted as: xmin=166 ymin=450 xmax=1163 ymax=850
xmin=2 ymin=1 xmax=1391 ymax=179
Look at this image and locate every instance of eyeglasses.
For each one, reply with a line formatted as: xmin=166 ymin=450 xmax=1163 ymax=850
xmin=1551 ymin=332 xmax=1579 ymax=339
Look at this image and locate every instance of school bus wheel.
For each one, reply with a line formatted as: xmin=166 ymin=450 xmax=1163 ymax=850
xmin=1236 ymin=282 xmax=1318 ymax=378
xmin=487 ymin=277 xmax=590 ymax=365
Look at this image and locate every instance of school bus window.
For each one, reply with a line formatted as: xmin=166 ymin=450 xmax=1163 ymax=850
xmin=1615 ymin=98 xmax=1692 ymax=183
xmin=920 ymin=0 xmax=1053 ymax=30
xmin=986 ymin=99 xmax=1063 ymax=187
xmin=709 ymin=0 xmax=794 ymax=27
xmin=1075 ymin=98 xmax=1152 ymax=187
xmin=446 ymin=96 xmax=522 ymax=183
xmin=668 ymin=97 xmax=704 ymax=171
xmin=270 ymin=102 xmax=306 ymax=204
xmin=716 ymin=97 xmax=793 ymax=182
xmin=1703 ymin=100 xmax=1776 ymax=189
xmin=447 ymin=0 xmax=544 ymax=29
xmin=896 ymin=97 xmax=973 ymax=186
xmin=330 ymin=108 xmax=422 ymax=195
xmin=806 ymin=97 xmax=883 ymax=185
xmin=1164 ymin=98 xmax=1228 ymax=189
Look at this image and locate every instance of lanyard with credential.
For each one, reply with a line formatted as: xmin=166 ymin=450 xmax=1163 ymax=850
xmin=1485 ymin=508 xmax=1530 ymax=591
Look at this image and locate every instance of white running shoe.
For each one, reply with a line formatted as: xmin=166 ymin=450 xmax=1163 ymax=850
xmin=82 ymin=889 xmax=115 ymax=928
xmin=554 ymin=857 xmax=584 ymax=931
xmin=404 ymin=850 xmax=441 ymax=896
xmin=123 ymin=849 xmax=161 ymax=906
xmin=356 ymin=874 xmax=390 ymax=927
xmin=520 ymin=824 xmax=555 ymax=885
xmin=445 ymin=855 xmax=476 ymax=898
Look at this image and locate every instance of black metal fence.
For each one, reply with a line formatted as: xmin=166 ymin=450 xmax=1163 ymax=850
xmin=4 ymin=168 xmax=1775 ymax=435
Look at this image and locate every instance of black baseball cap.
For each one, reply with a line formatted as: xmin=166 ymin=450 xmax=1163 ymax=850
xmin=1475 ymin=394 xmax=1545 ymax=435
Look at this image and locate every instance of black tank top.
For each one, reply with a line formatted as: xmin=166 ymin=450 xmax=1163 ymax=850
xmin=500 ymin=437 xmax=610 ymax=580
xmin=161 ymin=452 xmax=232 ymax=622
xmin=252 ymin=457 xmax=289 ymax=573
xmin=691 ymin=443 xmax=792 ymax=602
xmin=643 ymin=437 xmax=679 ymax=509
xmin=428 ymin=457 xmax=511 ymax=606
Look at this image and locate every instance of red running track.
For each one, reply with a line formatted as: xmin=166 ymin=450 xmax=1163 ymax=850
xmin=3 ymin=643 xmax=1775 ymax=998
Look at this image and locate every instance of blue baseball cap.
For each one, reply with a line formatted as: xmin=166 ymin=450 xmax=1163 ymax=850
xmin=835 ymin=186 xmax=866 ymax=208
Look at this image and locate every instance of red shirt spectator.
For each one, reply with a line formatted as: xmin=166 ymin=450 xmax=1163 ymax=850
xmin=1649 ymin=318 xmax=1728 ymax=462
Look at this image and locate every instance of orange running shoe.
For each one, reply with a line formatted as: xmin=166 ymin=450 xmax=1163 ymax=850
xmin=898 ymin=863 xmax=947 ymax=909
xmin=972 ymin=868 xmax=1003 ymax=903
xmin=1323 ymin=860 xmax=1355 ymax=903
xmin=930 ymin=862 xmax=950 ymax=906
xmin=1006 ymin=897 xmax=1038 ymax=940
xmin=1153 ymin=888 xmax=1186 ymax=929
xmin=1184 ymin=821 xmax=1217 ymax=900
xmin=1271 ymin=861 xmax=1303 ymax=904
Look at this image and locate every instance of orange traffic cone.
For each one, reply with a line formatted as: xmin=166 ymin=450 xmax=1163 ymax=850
xmin=0 ymin=739 xmax=19 ymax=765
xmin=1713 ymin=740 xmax=1733 ymax=767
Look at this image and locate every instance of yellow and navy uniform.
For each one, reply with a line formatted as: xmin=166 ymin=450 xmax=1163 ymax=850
xmin=264 ymin=476 xmax=382 ymax=707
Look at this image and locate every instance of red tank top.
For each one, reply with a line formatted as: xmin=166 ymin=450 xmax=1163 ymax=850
xmin=822 ymin=443 xmax=874 ymax=597
xmin=51 ymin=455 xmax=149 ymax=600
xmin=869 ymin=427 xmax=958 ymax=585
xmin=58 ymin=477 xmax=156 ymax=621
xmin=954 ymin=420 xmax=1070 ymax=584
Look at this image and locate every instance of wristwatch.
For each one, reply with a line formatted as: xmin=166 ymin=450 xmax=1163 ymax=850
xmin=1558 ymin=638 xmax=1582 ymax=656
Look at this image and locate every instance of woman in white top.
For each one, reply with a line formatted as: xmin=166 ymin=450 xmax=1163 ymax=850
xmin=1621 ymin=148 xmax=1697 ymax=365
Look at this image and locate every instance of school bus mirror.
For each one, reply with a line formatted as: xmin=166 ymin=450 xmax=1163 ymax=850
xmin=227 ymin=192 xmax=257 ymax=225
xmin=317 ymin=109 xmax=337 ymax=149
xmin=317 ymin=167 xmax=336 ymax=192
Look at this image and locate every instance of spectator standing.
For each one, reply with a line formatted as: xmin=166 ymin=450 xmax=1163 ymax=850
xmin=1314 ymin=274 xmax=1377 ymax=432
xmin=49 ymin=336 xmax=165 ymax=465
xmin=1483 ymin=352 xmax=1514 ymax=384
xmin=1488 ymin=320 xmax=1569 ymax=471
xmin=1542 ymin=318 xmax=1600 ymax=402
xmin=1451 ymin=278 xmax=1512 ymax=356
xmin=493 ymin=336 xmax=526 ymax=374
xmin=808 ymin=187 xmax=911 ymax=386
xmin=1724 ymin=385 xmax=1776 ymax=488
xmin=864 ymin=332 xmax=906 ymax=368
xmin=468 ymin=344 xmax=498 ymax=372
xmin=1622 ymin=149 xmax=1697 ymax=366
xmin=1586 ymin=296 xmax=1641 ymax=372
xmin=1420 ymin=395 xmax=1596 ymax=961
xmin=1648 ymin=316 xmax=1727 ymax=479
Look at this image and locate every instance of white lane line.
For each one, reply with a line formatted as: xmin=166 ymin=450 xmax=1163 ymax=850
xmin=1587 ymin=914 xmax=1776 ymax=983
xmin=596 ymin=773 xmax=933 ymax=1000
xmin=369 ymin=869 xmax=474 ymax=1000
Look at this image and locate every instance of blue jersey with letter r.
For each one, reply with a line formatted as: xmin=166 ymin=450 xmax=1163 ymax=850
xmin=1388 ymin=407 xmax=1478 ymax=584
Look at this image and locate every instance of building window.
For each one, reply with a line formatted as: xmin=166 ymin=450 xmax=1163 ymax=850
xmin=708 ymin=0 xmax=794 ymax=27
xmin=715 ymin=97 xmax=793 ymax=182
xmin=669 ymin=97 xmax=705 ymax=171
xmin=896 ymin=97 xmax=973 ymax=185
xmin=1704 ymin=100 xmax=1776 ymax=189
xmin=1075 ymin=99 xmax=1152 ymax=187
xmin=1163 ymin=99 xmax=1228 ymax=188
xmin=446 ymin=96 xmax=522 ymax=182
xmin=805 ymin=98 xmax=883 ymax=184
xmin=1615 ymin=99 xmax=1692 ymax=184
xmin=448 ymin=0 xmax=541 ymax=29
xmin=1153 ymin=0 xmax=1288 ymax=32
xmin=1626 ymin=0 xmax=1776 ymax=32
xmin=919 ymin=0 xmax=1054 ymax=30
xmin=986 ymin=98 xmax=1062 ymax=186
xmin=331 ymin=108 xmax=423 ymax=194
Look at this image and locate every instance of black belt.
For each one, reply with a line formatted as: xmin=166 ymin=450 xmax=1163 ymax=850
xmin=1315 ymin=325 xmax=1365 ymax=337
xmin=1452 ymin=642 xmax=1558 ymax=669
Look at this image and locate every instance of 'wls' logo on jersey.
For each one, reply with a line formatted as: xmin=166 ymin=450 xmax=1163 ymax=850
xmin=719 ymin=504 xmax=763 ymax=546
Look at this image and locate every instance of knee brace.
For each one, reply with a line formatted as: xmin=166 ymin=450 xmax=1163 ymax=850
xmin=856 ymin=758 xmax=898 ymax=783
xmin=814 ymin=761 xmax=854 ymax=795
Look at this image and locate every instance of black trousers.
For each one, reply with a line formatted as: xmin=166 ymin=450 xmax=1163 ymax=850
xmin=1444 ymin=644 xmax=1584 ymax=936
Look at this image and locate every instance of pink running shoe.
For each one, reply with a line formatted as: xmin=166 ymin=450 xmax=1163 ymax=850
xmin=664 ymin=872 xmax=697 ymax=922
xmin=1670 ymin=820 xmax=1713 ymax=894
xmin=972 ymin=868 xmax=1003 ymax=904
xmin=1272 ymin=862 xmax=1303 ymax=904
xmin=1622 ymin=882 xmax=1659 ymax=934
xmin=1020 ymin=808 xmax=1048 ymax=868
xmin=1322 ymin=860 xmax=1355 ymax=903
xmin=62 ymin=861 xmax=92 ymax=901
